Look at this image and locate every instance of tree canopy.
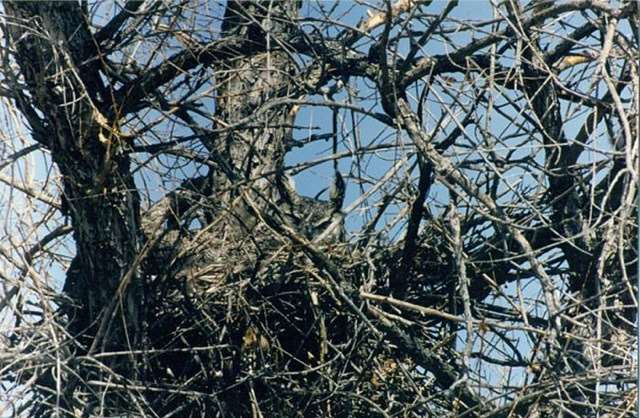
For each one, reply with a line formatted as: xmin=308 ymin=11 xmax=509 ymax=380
xmin=0 ymin=1 xmax=638 ymax=417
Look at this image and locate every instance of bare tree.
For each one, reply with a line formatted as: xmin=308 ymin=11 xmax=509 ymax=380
xmin=0 ymin=1 xmax=637 ymax=417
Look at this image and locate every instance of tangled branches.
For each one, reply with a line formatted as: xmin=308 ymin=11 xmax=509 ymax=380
xmin=0 ymin=1 xmax=637 ymax=417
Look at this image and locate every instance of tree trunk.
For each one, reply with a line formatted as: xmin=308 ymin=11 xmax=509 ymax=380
xmin=5 ymin=1 xmax=144 ymax=412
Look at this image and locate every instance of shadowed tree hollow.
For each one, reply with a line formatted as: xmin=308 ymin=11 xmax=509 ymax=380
xmin=0 ymin=1 xmax=638 ymax=417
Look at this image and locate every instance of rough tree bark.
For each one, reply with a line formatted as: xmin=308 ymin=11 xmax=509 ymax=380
xmin=5 ymin=0 xmax=144 ymax=351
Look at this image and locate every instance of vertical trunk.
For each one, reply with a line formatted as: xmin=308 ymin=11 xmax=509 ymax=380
xmin=5 ymin=0 xmax=142 ymax=363
xmin=208 ymin=1 xmax=299 ymax=210
xmin=207 ymin=2 xmax=302 ymax=414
